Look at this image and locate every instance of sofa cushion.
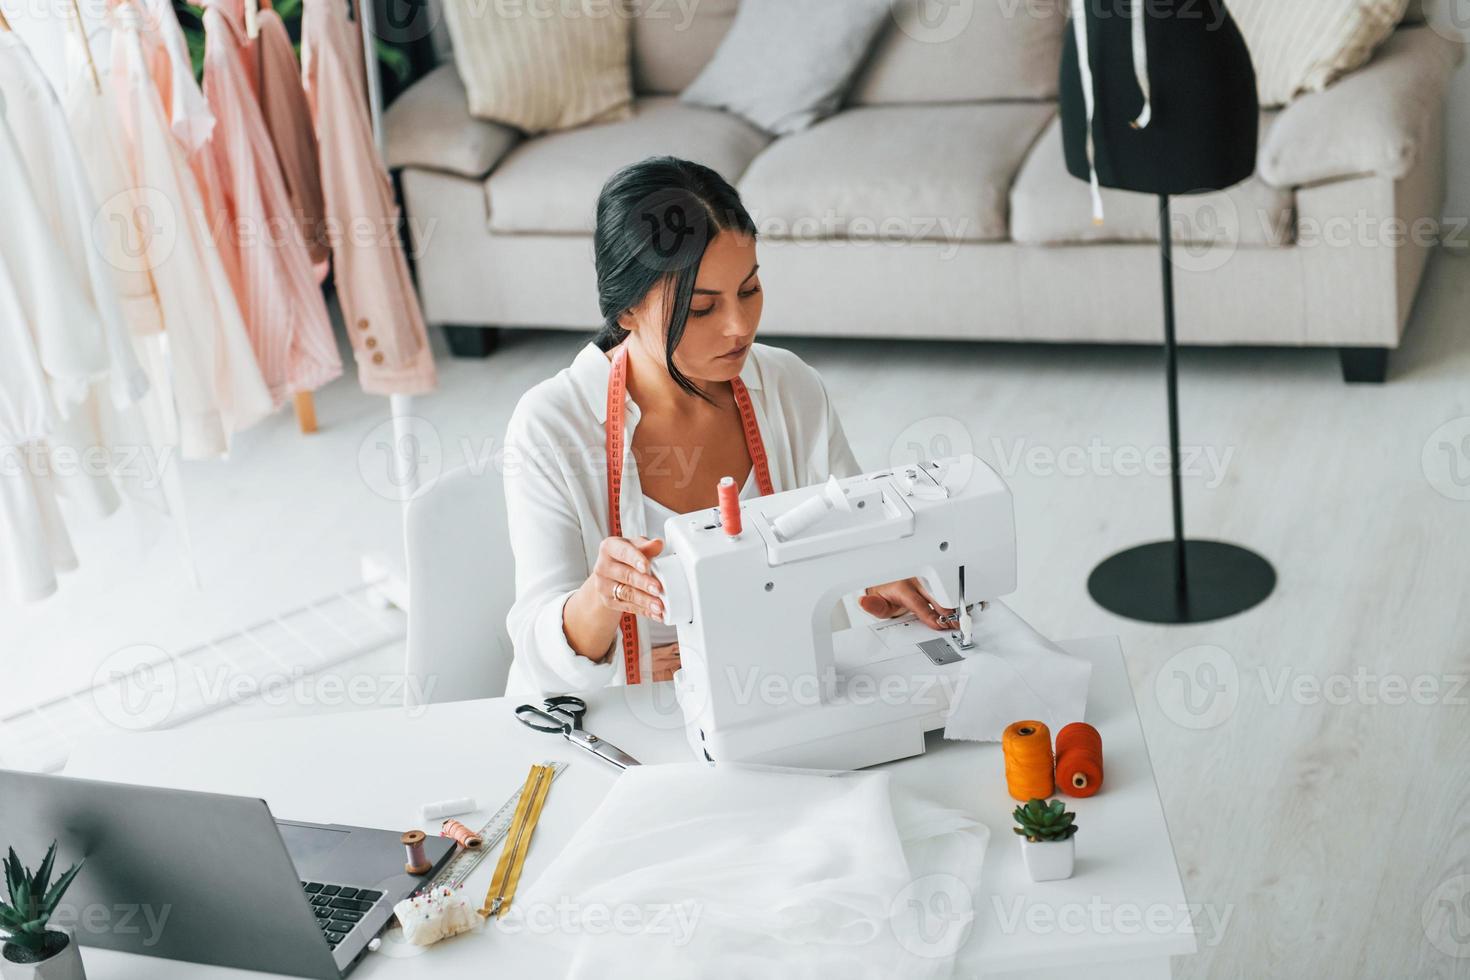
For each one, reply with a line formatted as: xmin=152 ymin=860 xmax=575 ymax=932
xmin=681 ymin=0 xmax=893 ymax=135
xmin=1229 ymin=0 xmax=1408 ymax=107
xmin=485 ymin=96 xmax=772 ymax=234
xmin=848 ymin=0 xmax=1068 ymax=105
xmin=739 ymin=104 xmax=1054 ymax=244
xmin=1258 ymin=26 xmax=1464 ymax=188
xmin=630 ymin=0 xmax=738 ymax=95
xmin=1010 ymin=116 xmax=1295 ymax=248
xmin=383 ymin=64 xmax=520 ymax=179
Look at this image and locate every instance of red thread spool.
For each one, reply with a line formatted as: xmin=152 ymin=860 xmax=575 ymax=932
xmin=1055 ymin=722 xmax=1104 ymax=797
xmin=441 ymin=819 xmax=483 ymax=849
xmin=717 ymin=476 xmax=742 ymax=537
xmin=1057 ymin=750 xmax=1104 ymax=797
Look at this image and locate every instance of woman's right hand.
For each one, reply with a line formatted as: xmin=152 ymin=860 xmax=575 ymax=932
xmin=588 ymin=535 xmax=666 ymax=621
xmin=563 ymin=536 xmax=666 ymax=662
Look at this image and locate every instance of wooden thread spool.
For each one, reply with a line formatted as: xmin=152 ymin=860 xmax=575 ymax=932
xmin=441 ymin=818 xmax=483 ymax=850
xmin=402 ymin=830 xmax=432 ymax=875
xmin=1055 ymin=722 xmax=1104 ymax=798
xmin=1002 ymin=720 xmax=1054 ymax=801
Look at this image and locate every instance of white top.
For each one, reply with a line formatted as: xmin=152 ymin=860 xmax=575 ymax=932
xmin=640 ymin=468 xmax=758 ymax=648
xmin=502 ymin=341 xmax=862 ymax=697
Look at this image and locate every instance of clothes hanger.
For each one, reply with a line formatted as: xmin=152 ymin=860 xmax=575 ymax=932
xmin=64 ymin=0 xmax=102 ymax=92
xmin=0 ymin=5 xmax=11 ymax=31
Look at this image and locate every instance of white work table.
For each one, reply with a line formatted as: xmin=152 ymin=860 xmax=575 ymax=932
xmin=64 ymin=637 xmax=1195 ymax=979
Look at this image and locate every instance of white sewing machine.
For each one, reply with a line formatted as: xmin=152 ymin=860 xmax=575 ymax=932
xmin=651 ymin=455 xmax=1016 ymax=771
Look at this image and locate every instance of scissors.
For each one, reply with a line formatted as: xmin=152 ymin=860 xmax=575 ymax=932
xmin=514 ymin=695 xmax=641 ymax=770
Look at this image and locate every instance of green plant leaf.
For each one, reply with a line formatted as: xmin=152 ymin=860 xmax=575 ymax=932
xmin=0 ymin=902 xmax=27 ymax=932
xmin=30 ymin=844 xmax=57 ymax=906
xmin=41 ymin=862 xmax=83 ymax=918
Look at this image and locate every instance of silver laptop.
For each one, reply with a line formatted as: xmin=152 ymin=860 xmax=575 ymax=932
xmin=0 ymin=770 xmax=455 ymax=978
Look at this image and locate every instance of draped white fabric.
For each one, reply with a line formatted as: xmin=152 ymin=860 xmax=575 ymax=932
xmin=515 ymin=763 xmax=989 ymax=980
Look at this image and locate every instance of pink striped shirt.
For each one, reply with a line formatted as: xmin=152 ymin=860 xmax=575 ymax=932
xmin=201 ymin=0 xmax=341 ymax=404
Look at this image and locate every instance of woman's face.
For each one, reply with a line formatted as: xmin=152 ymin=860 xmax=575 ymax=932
xmin=624 ymin=231 xmax=763 ymax=385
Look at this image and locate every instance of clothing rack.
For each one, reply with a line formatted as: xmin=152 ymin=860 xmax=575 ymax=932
xmin=358 ymin=0 xmax=418 ymax=611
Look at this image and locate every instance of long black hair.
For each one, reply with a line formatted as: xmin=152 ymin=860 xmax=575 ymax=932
xmin=592 ymin=157 xmax=758 ymax=399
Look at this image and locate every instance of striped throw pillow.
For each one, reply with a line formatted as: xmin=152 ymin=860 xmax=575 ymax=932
xmin=442 ymin=0 xmax=633 ymax=133
xmin=1229 ymin=0 xmax=1410 ymax=106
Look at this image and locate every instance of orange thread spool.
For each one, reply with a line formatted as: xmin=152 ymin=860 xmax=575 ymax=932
xmin=1055 ymin=722 xmax=1104 ymax=797
xmin=441 ymin=818 xmax=483 ymax=849
xmin=1002 ymin=720 xmax=1054 ymax=801
xmin=717 ymin=476 xmax=742 ymax=537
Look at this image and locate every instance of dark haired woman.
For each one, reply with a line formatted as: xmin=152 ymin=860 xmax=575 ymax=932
xmin=503 ymin=157 xmax=955 ymax=695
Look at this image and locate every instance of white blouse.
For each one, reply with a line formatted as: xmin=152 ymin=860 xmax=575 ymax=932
xmin=502 ymin=342 xmax=862 ymax=697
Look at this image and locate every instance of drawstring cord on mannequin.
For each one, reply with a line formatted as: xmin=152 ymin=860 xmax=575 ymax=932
xmin=1070 ymin=0 xmax=1153 ymax=224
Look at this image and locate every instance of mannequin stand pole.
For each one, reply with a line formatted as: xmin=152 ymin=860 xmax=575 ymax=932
xmin=1086 ymin=195 xmax=1276 ymax=624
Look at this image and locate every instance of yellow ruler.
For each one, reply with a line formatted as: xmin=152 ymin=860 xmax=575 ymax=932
xmin=479 ymin=763 xmax=556 ymax=919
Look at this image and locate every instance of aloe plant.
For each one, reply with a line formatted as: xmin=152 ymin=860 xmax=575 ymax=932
xmin=1012 ymin=798 xmax=1079 ymax=843
xmin=0 ymin=843 xmax=84 ymax=960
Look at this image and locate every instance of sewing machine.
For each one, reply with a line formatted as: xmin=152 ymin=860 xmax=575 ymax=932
xmin=651 ymin=455 xmax=1016 ymax=771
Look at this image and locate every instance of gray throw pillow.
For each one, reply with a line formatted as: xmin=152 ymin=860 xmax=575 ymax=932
xmin=680 ymin=0 xmax=894 ymax=135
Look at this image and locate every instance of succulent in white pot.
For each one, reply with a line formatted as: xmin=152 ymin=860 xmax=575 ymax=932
xmin=1013 ymin=798 xmax=1078 ymax=882
xmin=0 ymin=843 xmax=86 ymax=980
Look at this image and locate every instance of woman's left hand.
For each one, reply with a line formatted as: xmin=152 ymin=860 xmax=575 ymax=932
xmin=859 ymin=578 xmax=956 ymax=631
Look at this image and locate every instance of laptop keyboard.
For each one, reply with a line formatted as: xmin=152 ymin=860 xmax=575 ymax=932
xmin=301 ymin=881 xmax=385 ymax=950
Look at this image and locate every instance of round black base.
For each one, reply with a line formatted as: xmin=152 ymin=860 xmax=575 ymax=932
xmin=1088 ymin=539 xmax=1275 ymax=625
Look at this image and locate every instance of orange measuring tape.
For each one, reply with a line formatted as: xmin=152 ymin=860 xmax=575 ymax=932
xmin=605 ymin=344 xmax=774 ymax=684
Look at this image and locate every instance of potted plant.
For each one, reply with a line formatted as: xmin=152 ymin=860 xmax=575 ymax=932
xmin=1012 ymin=798 xmax=1078 ymax=882
xmin=0 ymin=843 xmax=85 ymax=980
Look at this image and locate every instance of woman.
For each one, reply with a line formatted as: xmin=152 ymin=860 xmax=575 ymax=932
xmin=503 ymin=157 xmax=956 ymax=696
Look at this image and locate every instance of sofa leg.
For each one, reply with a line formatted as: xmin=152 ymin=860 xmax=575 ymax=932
xmin=1339 ymin=347 xmax=1388 ymax=384
xmin=444 ymin=326 xmax=500 ymax=359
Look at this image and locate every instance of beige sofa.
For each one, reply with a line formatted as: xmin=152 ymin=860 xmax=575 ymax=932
xmin=385 ymin=0 xmax=1463 ymax=382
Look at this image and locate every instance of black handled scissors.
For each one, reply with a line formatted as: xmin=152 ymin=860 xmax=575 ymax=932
xmin=514 ymin=696 xmax=641 ymax=770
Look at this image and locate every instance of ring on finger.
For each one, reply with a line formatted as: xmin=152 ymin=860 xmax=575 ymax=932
xmin=613 ymin=583 xmax=626 ymax=602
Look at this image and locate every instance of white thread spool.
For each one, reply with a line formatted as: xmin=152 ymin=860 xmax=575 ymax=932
xmin=421 ymin=797 xmax=476 ymax=821
xmin=772 ymin=476 xmax=850 ymax=541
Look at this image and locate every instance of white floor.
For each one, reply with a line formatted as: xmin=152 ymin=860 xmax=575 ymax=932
xmin=4 ymin=248 xmax=1470 ymax=977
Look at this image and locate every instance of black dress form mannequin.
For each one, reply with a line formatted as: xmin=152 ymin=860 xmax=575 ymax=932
xmin=1059 ymin=0 xmax=1275 ymax=625
xmin=1059 ymin=0 xmax=1258 ymax=195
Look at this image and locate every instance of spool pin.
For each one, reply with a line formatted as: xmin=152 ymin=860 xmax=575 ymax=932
xmin=402 ymin=830 xmax=433 ymax=875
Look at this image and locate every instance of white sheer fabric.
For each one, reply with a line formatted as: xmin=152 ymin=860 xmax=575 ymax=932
xmin=515 ymin=763 xmax=988 ymax=979
xmin=941 ymin=601 xmax=1092 ymax=742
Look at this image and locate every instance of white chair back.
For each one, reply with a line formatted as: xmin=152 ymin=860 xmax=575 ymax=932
xmin=404 ymin=465 xmax=514 ymax=706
